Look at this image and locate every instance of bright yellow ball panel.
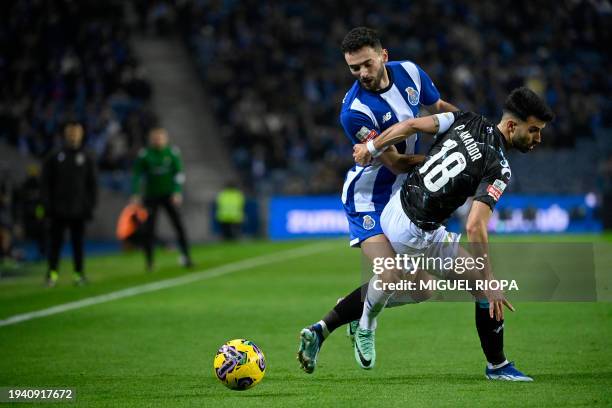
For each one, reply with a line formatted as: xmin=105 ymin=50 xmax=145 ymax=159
xmin=213 ymin=339 xmax=266 ymax=391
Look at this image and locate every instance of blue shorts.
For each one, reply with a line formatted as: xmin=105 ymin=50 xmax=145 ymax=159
xmin=345 ymin=210 xmax=384 ymax=247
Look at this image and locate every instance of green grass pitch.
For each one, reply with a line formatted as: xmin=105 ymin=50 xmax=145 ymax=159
xmin=1 ymin=235 xmax=611 ymax=407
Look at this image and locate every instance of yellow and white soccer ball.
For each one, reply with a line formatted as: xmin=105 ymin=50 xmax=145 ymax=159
xmin=213 ymin=339 xmax=266 ymax=390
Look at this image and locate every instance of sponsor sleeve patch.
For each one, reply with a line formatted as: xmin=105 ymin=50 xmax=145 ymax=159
xmin=355 ymin=126 xmax=379 ymax=142
xmin=486 ymin=184 xmax=503 ymax=201
xmin=492 ymin=179 xmax=507 ymax=192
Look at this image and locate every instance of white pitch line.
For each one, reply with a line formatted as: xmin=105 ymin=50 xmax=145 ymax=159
xmin=0 ymin=242 xmax=332 ymax=328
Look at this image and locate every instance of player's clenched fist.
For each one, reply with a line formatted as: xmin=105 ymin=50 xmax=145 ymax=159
xmin=353 ymin=144 xmax=372 ymax=166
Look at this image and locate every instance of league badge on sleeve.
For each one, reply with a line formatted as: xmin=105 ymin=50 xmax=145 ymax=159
xmin=355 ymin=126 xmax=378 ymax=142
xmin=486 ymin=179 xmax=507 ymax=202
xmin=493 ymin=179 xmax=507 ymax=192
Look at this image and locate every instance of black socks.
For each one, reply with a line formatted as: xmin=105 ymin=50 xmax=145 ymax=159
xmin=475 ymin=301 xmax=506 ymax=365
xmin=322 ymin=283 xmax=368 ymax=334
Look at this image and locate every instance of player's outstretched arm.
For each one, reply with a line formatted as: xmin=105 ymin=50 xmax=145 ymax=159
xmin=353 ymin=112 xmax=456 ymax=166
xmin=373 ymin=115 xmax=440 ymax=152
xmin=465 ymin=200 xmax=492 ymax=245
xmin=466 ymin=201 xmax=515 ymax=321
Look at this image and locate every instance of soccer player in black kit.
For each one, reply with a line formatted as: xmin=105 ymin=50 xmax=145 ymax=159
xmin=299 ymin=87 xmax=554 ymax=381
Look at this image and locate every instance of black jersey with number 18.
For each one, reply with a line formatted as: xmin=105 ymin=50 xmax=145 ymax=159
xmin=399 ymin=111 xmax=512 ymax=231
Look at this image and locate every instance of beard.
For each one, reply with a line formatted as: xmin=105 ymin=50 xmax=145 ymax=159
xmin=514 ymin=134 xmax=534 ymax=153
xmin=516 ymin=143 xmax=531 ymax=153
xmin=360 ymin=66 xmax=385 ymax=91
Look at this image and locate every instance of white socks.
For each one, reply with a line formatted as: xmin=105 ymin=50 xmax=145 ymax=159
xmin=358 ymin=276 xmax=395 ymax=330
xmin=487 ymin=360 xmax=509 ymax=370
xmin=316 ymin=320 xmax=330 ymax=339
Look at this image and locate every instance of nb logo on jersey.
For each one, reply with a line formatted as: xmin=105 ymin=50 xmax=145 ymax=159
xmin=487 ymin=126 xmax=493 ymax=134
xmin=382 ymin=112 xmax=392 ymax=124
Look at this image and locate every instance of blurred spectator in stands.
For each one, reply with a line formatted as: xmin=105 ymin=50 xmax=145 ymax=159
xmin=131 ymin=128 xmax=192 ymax=271
xmin=42 ymin=122 xmax=98 ymax=287
xmin=0 ymin=166 xmax=15 ymax=272
xmin=599 ymin=155 xmax=612 ymax=192
xmin=215 ymin=181 xmax=245 ymax=241
xmin=15 ymin=164 xmax=46 ymax=260
xmin=1 ymin=0 xmax=155 ymax=191
xmin=600 ymin=154 xmax=612 ymax=229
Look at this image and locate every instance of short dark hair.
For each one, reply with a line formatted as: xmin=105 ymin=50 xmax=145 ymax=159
xmin=503 ymin=87 xmax=554 ymax=122
xmin=63 ymin=120 xmax=82 ymax=130
xmin=341 ymin=27 xmax=382 ymax=54
xmin=148 ymin=126 xmax=167 ymax=134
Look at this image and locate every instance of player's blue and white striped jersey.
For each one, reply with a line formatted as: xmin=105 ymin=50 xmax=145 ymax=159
xmin=340 ymin=60 xmax=440 ymax=214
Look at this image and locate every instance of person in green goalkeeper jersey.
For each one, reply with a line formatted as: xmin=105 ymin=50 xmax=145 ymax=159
xmin=131 ymin=127 xmax=193 ymax=271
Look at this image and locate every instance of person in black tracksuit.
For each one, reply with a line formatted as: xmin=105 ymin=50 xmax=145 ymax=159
xmin=41 ymin=122 xmax=98 ymax=287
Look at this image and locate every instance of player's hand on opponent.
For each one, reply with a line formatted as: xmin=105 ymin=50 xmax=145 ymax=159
xmin=353 ymin=144 xmax=372 ymax=166
xmin=485 ymin=288 xmax=515 ymax=321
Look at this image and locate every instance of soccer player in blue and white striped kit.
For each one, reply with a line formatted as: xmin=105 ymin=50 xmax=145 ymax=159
xmin=298 ymin=26 xmax=457 ymax=370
